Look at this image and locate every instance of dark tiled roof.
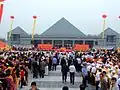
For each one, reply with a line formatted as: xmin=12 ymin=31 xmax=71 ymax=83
xmin=11 ymin=26 xmax=29 ymax=37
xmin=98 ymin=27 xmax=120 ymax=37
xmin=40 ymin=17 xmax=86 ymax=37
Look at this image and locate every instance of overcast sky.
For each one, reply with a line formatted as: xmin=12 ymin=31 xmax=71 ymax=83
xmin=0 ymin=0 xmax=120 ymax=38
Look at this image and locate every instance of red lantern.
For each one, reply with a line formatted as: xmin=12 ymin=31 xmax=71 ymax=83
xmin=102 ymin=14 xmax=107 ymax=19
xmin=10 ymin=16 xmax=14 ymax=19
xmin=33 ymin=16 xmax=37 ymax=19
xmin=119 ymin=16 xmax=120 ymax=19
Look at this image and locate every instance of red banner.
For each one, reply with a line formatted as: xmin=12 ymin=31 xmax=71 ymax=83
xmin=60 ymin=47 xmax=66 ymax=52
xmin=0 ymin=3 xmax=3 ymax=23
xmin=38 ymin=44 xmax=52 ymax=50
xmin=74 ymin=44 xmax=89 ymax=51
xmin=0 ymin=41 xmax=6 ymax=49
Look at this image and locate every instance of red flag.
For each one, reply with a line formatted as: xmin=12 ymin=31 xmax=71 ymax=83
xmin=0 ymin=0 xmax=4 ymax=23
xmin=0 ymin=3 xmax=3 ymax=23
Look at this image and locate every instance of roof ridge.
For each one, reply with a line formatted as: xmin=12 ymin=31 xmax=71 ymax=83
xmin=40 ymin=18 xmax=86 ymax=37
xmin=12 ymin=26 xmax=28 ymax=35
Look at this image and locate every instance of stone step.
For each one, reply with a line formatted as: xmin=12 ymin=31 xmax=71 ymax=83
xmin=29 ymin=76 xmax=82 ymax=82
xmin=48 ymin=72 xmax=81 ymax=76
xmin=22 ymin=83 xmax=96 ymax=90
xmin=22 ymin=65 xmax=96 ymax=90
xmin=36 ymin=81 xmax=80 ymax=88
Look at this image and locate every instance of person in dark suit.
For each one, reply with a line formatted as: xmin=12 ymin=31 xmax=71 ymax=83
xmin=61 ymin=57 xmax=66 ymax=67
xmin=40 ymin=60 xmax=46 ymax=78
xmin=61 ymin=64 xmax=69 ymax=83
xmin=32 ymin=58 xmax=38 ymax=78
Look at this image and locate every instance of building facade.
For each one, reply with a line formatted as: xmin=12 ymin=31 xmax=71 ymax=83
xmin=7 ymin=18 xmax=120 ymax=48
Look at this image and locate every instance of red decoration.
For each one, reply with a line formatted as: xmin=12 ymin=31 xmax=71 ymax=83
xmin=10 ymin=16 xmax=15 ymax=19
xmin=38 ymin=44 xmax=52 ymax=50
xmin=74 ymin=44 xmax=89 ymax=51
xmin=0 ymin=0 xmax=5 ymax=23
xmin=33 ymin=16 xmax=37 ymax=19
xmin=0 ymin=0 xmax=5 ymax=2
xmin=0 ymin=3 xmax=3 ymax=23
xmin=119 ymin=16 xmax=120 ymax=19
xmin=102 ymin=14 xmax=107 ymax=19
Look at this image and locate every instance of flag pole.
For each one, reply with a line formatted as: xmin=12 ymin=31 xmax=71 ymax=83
xmin=32 ymin=16 xmax=37 ymax=45
xmin=9 ymin=16 xmax=15 ymax=46
xmin=102 ymin=19 xmax=106 ymax=39
xmin=102 ymin=14 xmax=107 ymax=47
xmin=118 ymin=16 xmax=120 ymax=47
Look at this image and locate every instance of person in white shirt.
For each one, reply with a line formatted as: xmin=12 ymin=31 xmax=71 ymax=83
xmin=91 ymin=64 xmax=97 ymax=74
xmin=95 ymin=69 xmax=102 ymax=90
xmin=87 ymin=64 xmax=92 ymax=84
xmin=69 ymin=63 xmax=76 ymax=85
xmin=91 ymin=63 xmax=97 ymax=85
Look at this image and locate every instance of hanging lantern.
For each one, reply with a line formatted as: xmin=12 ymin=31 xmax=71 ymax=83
xmin=102 ymin=14 xmax=107 ymax=19
xmin=33 ymin=16 xmax=37 ymax=19
xmin=10 ymin=16 xmax=15 ymax=19
xmin=118 ymin=16 xmax=120 ymax=19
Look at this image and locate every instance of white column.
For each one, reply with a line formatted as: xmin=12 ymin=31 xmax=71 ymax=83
xmin=83 ymin=40 xmax=85 ymax=44
xmin=62 ymin=40 xmax=64 ymax=47
xmin=41 ymin=40 xmax=43 ymax=44
xmin=73 ymin=40 xmax=75 ymax=47
xmin=93 ymin=41 xmax=96 ymax=46
xmin=52 ymin=40 xmax=54 ymax=47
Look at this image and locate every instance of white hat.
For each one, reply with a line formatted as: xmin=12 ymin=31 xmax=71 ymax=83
xmin=115 ymin=65 xmax=118 ymax=68
xmin=105 ymin=64 xmax=110 ymax=67
xmin=0 ymin=81 xmax=2 ymax=84
xmin=87 ymin=63 xmax=91 ymax=65
xmin=92 ymin=63 xmax=95 ymax=66
xmin=96 ymin=65 xmax=100 ymax=68
xmin=112 ymin=70 xmax=116 ymax=73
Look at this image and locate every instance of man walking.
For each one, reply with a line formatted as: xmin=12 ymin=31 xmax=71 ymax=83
xmin=69 ymin=63 xmax=76 ymax=85
xmin=95 ymin=69 xmax=102 ymax=90
xmin=52 ymin=56 xmax=57 ymax=71
xmin=32 ymin=58 xmax=38 ymax=78
xmin=61 ymin=63 xmax=69 ymax=83
xmin=82 ymin=63 xmax=88 ymax=87
xmin=40 ymin=60 xmax=46 ymax=78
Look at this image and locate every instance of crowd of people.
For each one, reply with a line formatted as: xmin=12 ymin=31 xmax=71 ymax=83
xmin=0 ymin=47 xmax=120 ymax=90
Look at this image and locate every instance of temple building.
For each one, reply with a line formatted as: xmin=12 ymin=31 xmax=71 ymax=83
xmin=7 ymin=18 xmax=120 ymax=48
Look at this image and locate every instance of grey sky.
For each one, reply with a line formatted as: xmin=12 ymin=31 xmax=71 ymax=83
xmin=0 ymin=0 xmax=120 ymax=38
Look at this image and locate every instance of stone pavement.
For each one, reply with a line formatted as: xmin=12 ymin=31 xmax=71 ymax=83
xmin=21 ymin=65 xmax=95 ymax=90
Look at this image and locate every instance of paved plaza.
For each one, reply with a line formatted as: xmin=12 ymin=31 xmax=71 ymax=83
xmin=22 ymin=65 xmax=95 ymax=90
